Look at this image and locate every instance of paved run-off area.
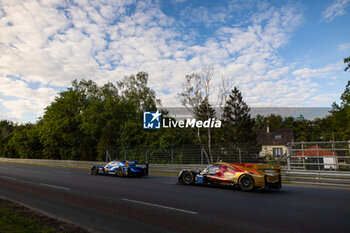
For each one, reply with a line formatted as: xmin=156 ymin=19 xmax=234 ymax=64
xmin=0 ymin=163 xmax=350 ymax=233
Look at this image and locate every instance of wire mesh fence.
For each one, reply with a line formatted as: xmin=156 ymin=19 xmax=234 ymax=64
xmin=106 ymin=144 xmax=265 ymax=165
xmin=105 ymin=141 xmax=350 ymax=170
xmin=286 ymin=141 xmax=350 ymax=171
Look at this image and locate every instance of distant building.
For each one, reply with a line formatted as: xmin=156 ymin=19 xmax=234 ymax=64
xmin=295 ymin=145 xmax=338 ymax=170
xmin=256 ymin=127 xmax=295 ymax=158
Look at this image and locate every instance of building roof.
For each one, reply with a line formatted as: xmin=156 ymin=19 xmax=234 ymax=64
xmin=256 ymin=128 xmax=294 ymax=146
xmin=295 ymin=145 xmax=338 ymax=156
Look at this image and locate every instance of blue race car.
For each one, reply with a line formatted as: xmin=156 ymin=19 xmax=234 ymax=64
xmin=90 ymin=160 xmax=148 ymax=177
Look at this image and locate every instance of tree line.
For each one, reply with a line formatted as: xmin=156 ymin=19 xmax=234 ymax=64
xmin=1 ymin=64 xmax=350 ymax=161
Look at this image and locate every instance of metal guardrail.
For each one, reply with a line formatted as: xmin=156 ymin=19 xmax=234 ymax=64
xmin=282 ymin=170 xmax=350 ymax=187
xmin=0 ymin=158 xmax=207 ymax=175
xmin=0 ymin=158 xmax=101 ymax=168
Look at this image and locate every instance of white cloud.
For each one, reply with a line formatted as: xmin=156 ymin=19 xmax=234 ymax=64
xmin=0 ymin=0 xmax=343 ymax=122
xmin=310 ymin=93 xmax=340 ymax=104
xmin=322 ymin=0 xmax=350 ymax=22
xmin=171 ymin=0 xmax=186 ymax=3
xmin=0 ymin=76 xmax=57 ymax=122
xmin=292 ymin=62 xmax=343 ymax=79
xmin=338 ymin=42 xmax=350 ymax=51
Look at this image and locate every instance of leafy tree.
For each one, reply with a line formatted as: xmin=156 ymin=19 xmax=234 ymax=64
xmin=0 ymin=120 xmax=17 ymax=157
xmin=39 ymin=80 xmax=94 ymax=160
xmin=177 ymin=72 xmax=204 ymax=145
xmin=253 ymin=114 xmax=284 ymax=130
xmin=0 ymin=73 xmax=166 ymax=161
xmin=221 ymin=87 xmax=255 ymax=146
xmin=345 ymin=56 xmax=350 ymax=72
xmin=0 ymin=120 xmax=16 ymax=138
xmin=292 ymin=115 xmax=312 ymax=142
xmin=253 ymin=114 xmax=330 ymax=142
xmin=119 ymin=121 xmax=145 ymax=149
xmin=79 ymin=82 xmax=137 ymax=160
xmin=178 ymin=66 xmax=219 ymax=162
xmin=7 ymin=123 xmax=43 ymax=159
xmin=329 ymin=80 xmax=350 ymax=140
xmin=117 ymin=71 xmax=160 ymax=111
xmin=196 ymin=99 xmax=216 ymax=122
xmin=283 ymin=116 xmax=296 ymax=128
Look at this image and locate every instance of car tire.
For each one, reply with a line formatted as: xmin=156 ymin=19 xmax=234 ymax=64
xmin=90 ymin=165 xmax=99 ymax=175
xmin=182 ymin=171 xmax=195 ymax=185
xmin=116 ymin=167 xmax=124 ymax=177
xmin=239 ymin=175 xmax=254 ymax=191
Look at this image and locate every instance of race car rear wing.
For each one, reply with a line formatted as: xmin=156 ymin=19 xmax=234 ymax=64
xmin=125 ymin=160 xmax=149 ymax=175
xmin=256 ymin=164 xmax=281 ymax=175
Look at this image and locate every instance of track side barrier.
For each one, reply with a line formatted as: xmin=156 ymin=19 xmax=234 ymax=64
xmin=1 ymin=158 xmax=350 ymax=187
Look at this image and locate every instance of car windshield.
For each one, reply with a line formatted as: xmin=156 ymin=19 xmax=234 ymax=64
xmin=202 ymin=165 xmax=220 ymax=175
xmin=106 ymin=161 xmax=121 ymax=166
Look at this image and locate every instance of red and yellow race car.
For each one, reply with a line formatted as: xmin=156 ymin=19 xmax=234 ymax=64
xmin=178 ymin=162 xmax=282 ymax=191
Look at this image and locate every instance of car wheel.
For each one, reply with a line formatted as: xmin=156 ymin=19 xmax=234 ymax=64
xmin=90 ymin=165 xmax=99 ymax=175
xmin=239 ymin=175 xmax=254 ymax=191
xmin=116 ymin=167 xmax=124 ymax=177
xmin=183 ymin=171 xmax=195 ymax=185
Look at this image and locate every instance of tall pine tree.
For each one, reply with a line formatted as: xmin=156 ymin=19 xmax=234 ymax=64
xmin=222 ymin=87 xmax=255 ymax=146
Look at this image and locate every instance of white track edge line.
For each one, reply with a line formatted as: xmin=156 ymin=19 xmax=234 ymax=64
xmin=122 ymin=198 xmax=197 ymax=215
xmin=0 ymin=175 xmax=17 ymax=180
xmin=39 ymin=183 xmax=71 ymax=190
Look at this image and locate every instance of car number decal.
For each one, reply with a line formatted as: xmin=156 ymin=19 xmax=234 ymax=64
xmin=196 ymin=175 xmax=204 ymax=184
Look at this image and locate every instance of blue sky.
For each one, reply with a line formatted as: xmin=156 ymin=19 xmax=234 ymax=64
xmin=0 ymin=0 xmax=349 ymax=123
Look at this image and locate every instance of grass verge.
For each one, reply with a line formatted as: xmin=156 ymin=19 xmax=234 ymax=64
xmin=0 ymin=198 xmax=90 ymax=233
xmin=149 ymin=171 xmax=178 ymax=176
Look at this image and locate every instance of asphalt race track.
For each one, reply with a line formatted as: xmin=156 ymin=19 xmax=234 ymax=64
xmin=0 ymin=163 xmax=349 ymax=233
